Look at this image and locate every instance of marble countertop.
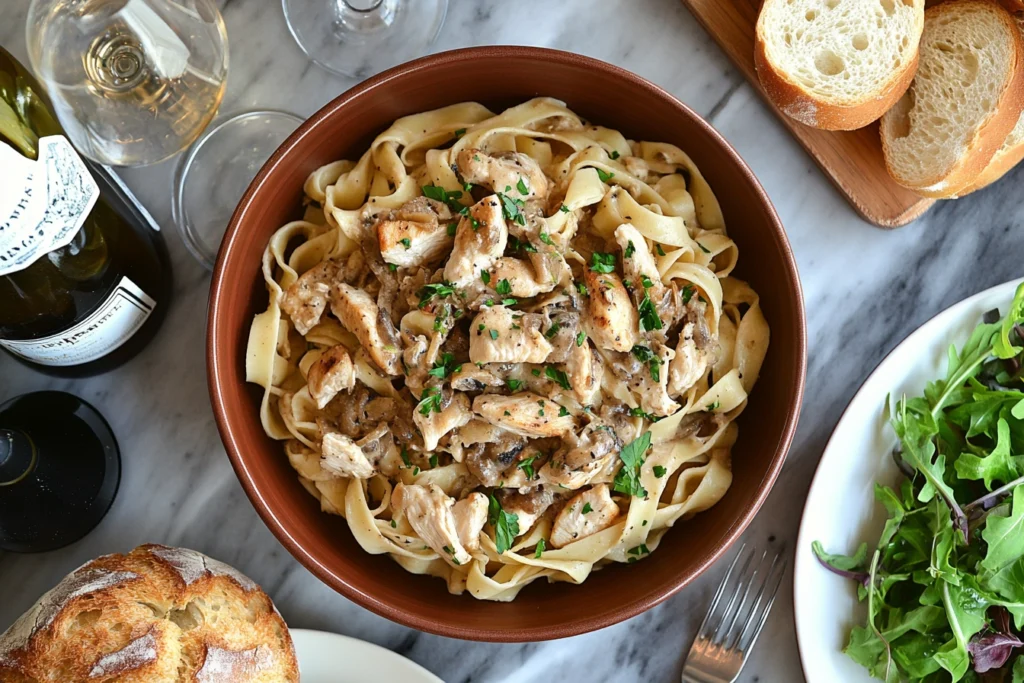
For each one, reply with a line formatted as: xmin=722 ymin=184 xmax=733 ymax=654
xmin=4 ymin=0 xmax=1024 ymax=681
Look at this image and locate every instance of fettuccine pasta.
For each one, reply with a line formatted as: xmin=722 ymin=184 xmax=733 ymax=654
xmin=246 ymin=98 xmax=769 ymax=601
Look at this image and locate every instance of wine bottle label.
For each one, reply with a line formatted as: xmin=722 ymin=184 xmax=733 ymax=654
xmin=0 ymin=277 xmax=155 ymax=366
xmin=0 ymin=135 xmax=99 ymax=276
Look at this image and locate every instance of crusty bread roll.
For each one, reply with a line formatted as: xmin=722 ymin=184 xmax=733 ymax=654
xmin=880 ymin=0 xmax=1024 ymax=198
xmin=754 ymin=0 xmax=925 ymax=131
xmin=0 ymin=545 xmax=298 ymax=682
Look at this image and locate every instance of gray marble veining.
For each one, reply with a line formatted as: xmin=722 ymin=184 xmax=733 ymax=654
xmin=4 ymin=0 xmax=1024 ymax=681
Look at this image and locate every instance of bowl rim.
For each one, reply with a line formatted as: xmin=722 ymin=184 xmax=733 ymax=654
xmin=207 ymin=44 xmax=807 ymax=642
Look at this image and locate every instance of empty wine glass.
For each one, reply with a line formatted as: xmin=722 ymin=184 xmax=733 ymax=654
xmin=283 ymin=0 xmax=448 ymax=78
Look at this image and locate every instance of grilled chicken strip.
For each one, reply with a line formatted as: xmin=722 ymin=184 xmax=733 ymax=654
xmin=473 ymin=392 xmax=576 ymax=438
xmin=564 ymin=339 xmax=603 ymax=405
xmin=456 ymin=148 xmax=549 ymax=200
xmin=414 ymin=391 xmax=473 ymax=451
xmin=280 ymin=260 xmax=339 ymax=335
xmin=453 ymin=492 xmax=488 ymax=551
xmin=582 ymin=269 xmax=638 ymax=353
xmin=377 ymin=197 xmax=454 ymax=268
xmin=320 ymin=431 xmax=375 ymax=479
xmin=615 ymin=224 xmax=663 ymax=293
xmin=469 ymin=305 xmax=552 ymax=364
xmin=392 ymin=483 xmax=472 ymax=567
xmin=668 ymin=301 xmax=715 ymax=396
xmin=330 ymin=282 xmax=402 ymax=375
xmin=550 ymin=484 xmax=620 ymax=549
xmin=489 ymin=256 xmax=557 ymax=298
xmin=307 ymin=345 xmax=356 ymax=409
xmin=444 ymin=196 xmax=507 ymax=286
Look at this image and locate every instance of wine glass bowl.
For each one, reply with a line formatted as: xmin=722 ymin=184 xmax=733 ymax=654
xmin=26 ymin=0 xmax=229 ymax=166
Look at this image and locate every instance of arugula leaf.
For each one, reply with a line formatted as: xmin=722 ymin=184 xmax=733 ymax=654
xmin=613 ymin=432 xmax=651 ymax=498
xmin=488 ymin=494 xmax=520 ymax=554
xmin=982 ymin=485 xmax=1024 ymax=573
xmin=994 ymin=283 xmax=1024 ymax=359
xmin=934 ymin=581 xmax=989 ymax=680
xmin=812 ymin=541 xmax=870 ymax=584
xmin=957 ymin=418 xmax=1021 ymax=489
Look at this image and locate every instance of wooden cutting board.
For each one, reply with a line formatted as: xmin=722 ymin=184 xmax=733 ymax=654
xmin=680 ymin=0 xmax=934 ymax=228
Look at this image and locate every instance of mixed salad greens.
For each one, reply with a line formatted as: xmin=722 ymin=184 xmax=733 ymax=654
xmin=815 ymin=284 xmax=1024 ymax=682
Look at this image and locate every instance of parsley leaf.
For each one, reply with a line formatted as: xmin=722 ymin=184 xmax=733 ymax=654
xmin=576 ymin=281 xmax=589 ymax=297
xmin=624 ymin=241 xmax=635 ymax=259
xmin=589 ymin=252 xmax=616 ymax=273
xmin=596 ymin=168 xmax=615 ymax=183
xmin=545 ymin=322 xmax=561 ymax=339
xmin=560 ymin=204 xmax=570 ymax=213
xmin=534 ymin=538 xmax=546 ymax=558
xmin=489 ymin=329 xmax=499 ymax=340
xmin=576 ymin=331 xmax=586 ymax=347
xmin=496 ymin=279 xmax=512 ymax=296
xmin=417 ymin=281 xmax=456 ymax=309
xmin=697 ymin=241 xmax=711 ymax=254
xmin=518 ymin=454 xmax=539 ymax=480
xmin=506 ymin=378 xmax=523 ymax=392
xmin=632 ymin=345 xmax=663 ymax=382
xmin=613 ymin=432 xmax=651 ymax=498
xmin=545 ymin=366 xmax=571 ymax=390
xmin=400 ymin=237 xmax=411 ymax=250
xmin=427 ymin=352 xmax=457 ymax=379
xmin=681 ymin=285 xmax=695 ymax=305
xmin=638 ymin=293 xmax=663 ymax=332
xmin=609 ymin=150 xmax=620 ymax=160
xmin=540 ymin=231 xmax=555 ymax=246
xmin=417 ymin=386 xmax=443 ymax=415
xmin=653 ymin=465 xmax=667 ymax=478
xmin=421 ymin=184 xmax=465 ymax=213
xmin=453 ymin=127 xmax=466 ymax=138
xmin=516 ymin=177 xmax=529 ymax=195
xmin=429 ymin=453 xmax=439 ymax=468
xmin=481 ymin=270 xmax=491 ymax=285
xmin=656 ymin=244 xmax=666 ymax=256
xmin=488 ymin=494 xmax=520 ymax=554
xmin=497 ymin=192 xmax=527 ymax=226
xmin=582 ymin=502 xmax=593 ymax=514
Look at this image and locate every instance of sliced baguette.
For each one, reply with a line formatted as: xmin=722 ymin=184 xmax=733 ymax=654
xmin=1003 ymin=1 xmax=1024 ymax=12
xmin=880 ymin=1 xmax=1024 ymax=199
xmin=755 ymin=0 xmax=925 ymax=131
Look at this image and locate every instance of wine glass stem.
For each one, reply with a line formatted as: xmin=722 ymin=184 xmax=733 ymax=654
xmin=336 ymin=0 xmax=396 ymax=32
xmin=0 ymin=429 xmax=36 ymax=486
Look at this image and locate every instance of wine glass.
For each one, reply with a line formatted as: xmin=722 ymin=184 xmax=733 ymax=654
xmin=282 ymin=0 xmax=448 ymax=78
xmin=25 ymin=0 xmax=302 ymax=270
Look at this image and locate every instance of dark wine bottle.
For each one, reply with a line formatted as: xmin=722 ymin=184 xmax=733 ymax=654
xmin=0 ymin=392 xmax=121 ymax=553
xmin=0 ymin=46 xmax=171 ymax=377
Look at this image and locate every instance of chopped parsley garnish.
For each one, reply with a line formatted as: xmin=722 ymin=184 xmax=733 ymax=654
xmin=421 ymin=184 xmax=465 ymax=213
xmin=518 ymin=454 xmax=539 ymax=480
xmin=631 ymin=345 xmax=663 ymax=382
xmin=417 ymin=386 xmax=443 ymax=415
xmin=481 ymin=270 xmax=491 ymax=285
xmin=488 ymin=494 xmax=520 ymax=554
xmin=629 ymin=406 xmax=662 ymax=422
xmin=708 ymin=401 xmax=720 ymax=412
xmin=613 ymin=432 xmax=651 ymax=498
xmin=489 ymin=329 xmax=499 ymax=340
xmin=388 ymin=263 xmax=398 ymax=272
xmin=390 ymin=519 xmax=398 ymax=528
xmin=531 ymin=368 xmax=541 ymax=377
xmin=596 ymin=168 xmax=615 ymax=183
xmin=509 ymin=235 xmax=537 ymax=253
xmin=538 ymin=408 xmax=545 ymax=417
xmin=427 ymin=352 xmax=457 ymax=379
xmin=516 ymin=177 xmax=529 ymax=195
xmin=656 ymin=244 xmax=666 ymax=256
xmin=589 ymin=252 xmax=616 ymax=274
xmin=400 ymin=237 xmax=412 ymax=250
xmin=400 ymin=447 xmax=412 ymax=467
xmin=558 ymin=405 xmax=569 ymax=417
xmin=640 ymin=274 xmax=654 ymax=289
xmin=473 ymin=154 xmax=481 ymax=161
xmin=653 ymin=465 xmax=667 ymax=478
xmin=453 ymin=127 xmax=466 ymax=138
xmin=534 ymin=539 xmax=546 ymax=558
xmin=502 ymin=298 xmax=517 ymax=306
xmin=544 ymin=322 xmax=561 ymax=339
xmin=429 ymin=454 xmax=439 ymax=468
xmin=576 ymin=331 xmax=586 ymax=347
xmin=697 ymin=242 xmax=711 ymax=254
xmin=627 ymin=544 xmax=651 ymax=558
xmin=504 ymin=410 xmax=511 ymax=416
xmin=545 ymin=366 xmax=571 ymax=390
xmin=638 ymin=294 xmax=663 ymax=332
xmin=582 ymin=502 xmax=593 ymax=514
xmin=413 ymin=467 xmax=420 ymax=476
xmin=575 ymin=281 xmax=589 ymax=297
xmin=506 ymin=378 xmax=523 ymax=392
xmin=539 ymin=231 xmax=555 ymax=246
xmin=624 ymin=241 xmax=635 ymax=259
xmin=447 ymin=222 xmax=457 ymax=237
xmin=681 ymin=285 xmax=695 ymax=304
xmin=495 ymin=279 xmax=512 ymax=296
xmin=560 ymin=204 xmax=570 ymax=213
xmin=417 ymin=281 xmax=456 ymax=309
xmin=609 ymin=150 xmax=620 ymax=160
xmin=498 ymin=192 xmax=527 ymax=226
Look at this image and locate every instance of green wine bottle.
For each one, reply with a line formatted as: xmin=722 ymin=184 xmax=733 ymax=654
xmin=0 ymin=45 xmax=171 ymax=376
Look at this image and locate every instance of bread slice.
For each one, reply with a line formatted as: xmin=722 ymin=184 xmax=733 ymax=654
xmin=1003 ymin=1 xmax=1024 ymax=12
xmin=880 ymin=1 xmax=1024 ymax=199
xmin=755 ymin=0 xmax=925 ymax=131
xmin=960 ymin=14 xmax=1024 ymax=195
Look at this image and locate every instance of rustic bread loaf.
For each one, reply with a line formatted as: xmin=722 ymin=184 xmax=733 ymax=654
xmin=0 ymin=545 xmax=298 ymax=683
xmin=754 ymin=0 xmax=925 ymax=131
xmin=879 ymin=0 xmax=1024 ymax=198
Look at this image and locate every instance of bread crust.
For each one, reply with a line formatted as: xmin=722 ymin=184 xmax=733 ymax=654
xmin=754 ymin=0 xmax=924 ymax=131
xmin=1002 ymin=0 xmax=1024 ymax=12
xmin=881 ymin=1 xmax=1024 ymax=199
xmin=958 ymin=131 xmax=1024 ymax=196
xmin=0 ymin=545 xmax=299 ymax=682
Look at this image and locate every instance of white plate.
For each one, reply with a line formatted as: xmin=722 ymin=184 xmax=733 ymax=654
xmin=291 ymin=629 xmax=444 ymax=683
xmin=793 ymin=278 xmax=1024 ymax=682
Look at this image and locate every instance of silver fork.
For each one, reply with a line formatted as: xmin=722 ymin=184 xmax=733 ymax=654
xmin=681 ymin=545 xmax=787 ymax=683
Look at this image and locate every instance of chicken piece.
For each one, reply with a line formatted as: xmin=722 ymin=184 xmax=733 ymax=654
xmin=414 ymin=391 xmax=473 ymax=451
xmin=565 ymin=340 xmax=603 ymax=404
xmin=469 ymin=305 xmax=552 ymax=364
xmin=444 ymin=196 xmax=507 ymax=286
xmin=541 ymin=311 xmax=581 ymax=364
xmin=392 ymin=483 xmax=472 ymax=567
xmin=473 ymin=392 xmax=576 ymax=438
xmin=330 ymin=282 xmax=402 ymax=375
xmin=550 ymin=484 xmax=620 ymax=549
xmin=669 ymin=302 xmax=715 ymax=396
xmin=307 ymin=345 xmax=356 ymax=409
xmin=496 ymin=488 xmax=559 ymax=534
xmin=280 ymin=260 xmax=339 ymax=335
xmin=456 ymin=148 xmax=549 ymax=200
xmin=539 ymin=424 xmax=618 ymax=490
xmin=582 ymin=269 xmax=638 ymax=353
xmin=377 ymin=197 xmax=454 ymax=268
xmin=615 ymin=224 xmax=663 ymax=293
xmin=320 ymin=431 xmax=375 ymax=479
xmin=453 ymin=492 xmax=488 ymax=551
xmin=490 ymin=257 xmax=557 ymax=298
xmin=619 ymin=342 xmax=679 ymax=417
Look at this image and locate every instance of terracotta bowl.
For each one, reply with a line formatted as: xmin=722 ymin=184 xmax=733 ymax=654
xmin=208 ymin=46 xmax=806 ymax=642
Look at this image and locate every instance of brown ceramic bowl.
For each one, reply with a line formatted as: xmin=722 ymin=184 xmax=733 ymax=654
xmin=208 ymin=46 xmax=806 ymax=642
